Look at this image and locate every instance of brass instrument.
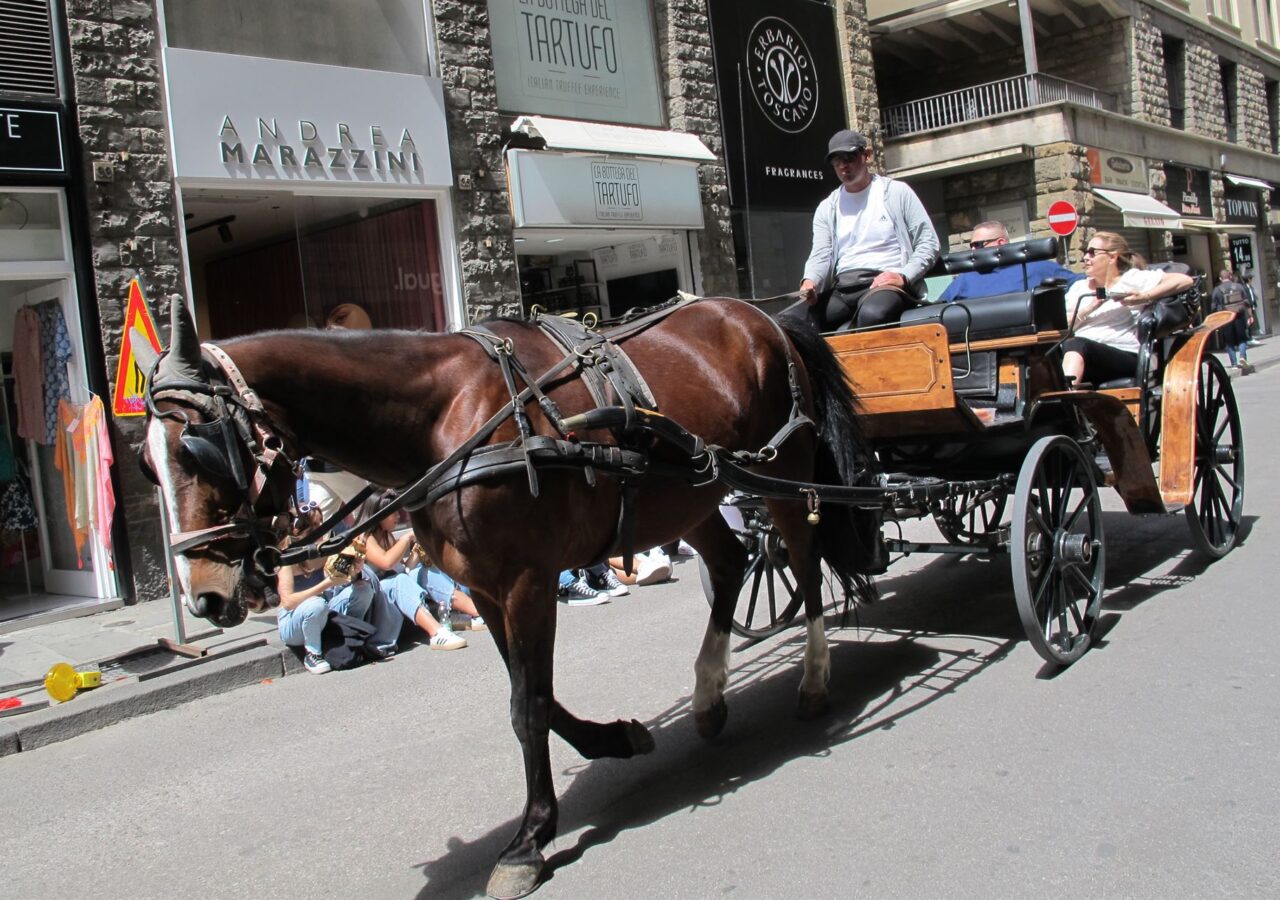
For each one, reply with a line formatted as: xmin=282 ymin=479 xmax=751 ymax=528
xmin=324 ymin=537 xmax=367 ymax=585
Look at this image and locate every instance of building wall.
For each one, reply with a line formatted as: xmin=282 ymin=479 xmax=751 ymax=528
xmin=64 ymin=0 xmax=180 ymax=603
xmin=652 ymin=0 xmax=736 ymax=295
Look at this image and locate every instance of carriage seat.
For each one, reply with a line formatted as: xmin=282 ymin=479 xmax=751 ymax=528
xmin=899 ymin=282 xmax=1069 ymax=341
xmin=928 ymin=236 xmax=1060 ymax=276
xmin=1095 ymin=264 xmax=1201 ymax=389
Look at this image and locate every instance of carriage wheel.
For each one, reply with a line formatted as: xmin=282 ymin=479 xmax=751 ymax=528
xmin=699 ymin=509 xmax=803 ymax=639
xmin=933 ymin=489 xmax=1009 ymax=547
xmin=1011 ymin=436 xmax=1105 ymax=666
xmin=1184 ymin=355 xmax=1245 ymax=558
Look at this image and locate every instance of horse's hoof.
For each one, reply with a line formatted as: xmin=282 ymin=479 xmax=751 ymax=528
xmin=694 ymin=698 xmax=728 ymax=739
xmin=797 ymin=690 xmax=829 ymax=720
xmin=486 ymin=859 xmax=544 ymax=900
xmin=625 ymin=719 xmax=656 ymax=755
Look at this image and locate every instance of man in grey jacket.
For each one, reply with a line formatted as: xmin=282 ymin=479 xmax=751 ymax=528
xmin=795 ymin=129 xmax=940 ymax=331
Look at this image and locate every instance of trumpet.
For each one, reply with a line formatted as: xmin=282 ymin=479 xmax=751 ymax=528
xmin=324 ymin=537 xmax=367 ymax=585
xmin=411 ymin=541 xmax=432 ymax=568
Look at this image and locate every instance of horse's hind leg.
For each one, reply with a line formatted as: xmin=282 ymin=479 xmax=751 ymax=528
xmin=769 ymin=499 xmax=831 ymax=719
xmin=485 ymin=570 xmax=562 ymax=900
xmin=690 ymin=512 xmax=749 ymax=739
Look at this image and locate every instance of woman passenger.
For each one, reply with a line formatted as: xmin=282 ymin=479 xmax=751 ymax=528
xmin=1061 ymin=231 xmax=1193 ymax=387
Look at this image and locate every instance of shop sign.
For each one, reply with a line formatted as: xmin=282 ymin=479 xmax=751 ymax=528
xmin=113 ymin=280 xmax=163 ymax=417
xmin=708 ymin=0 xmax=845 ymax=211
xmin=1163 ymin=163 xmax=1212 ymax=218
xmin=1085 ymin=148 xmax=1146 ymax=192
xmin=1229 ymin=236 xmax=1255 ymax=271
xmin=1223 ymin=180 xmax=1263 ymax=225
xmin=487 ymin=0 xmax=663 ymax=126
xmin=0 ymin=107 xmax=64 ymax=174
xmin=164 ymin=48 xmax=452 ymax=189
xmin=507 ymin=148 xmax=703 ymax=228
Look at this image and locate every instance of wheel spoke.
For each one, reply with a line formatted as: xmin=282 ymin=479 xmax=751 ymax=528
xmin=1065 ymin=562 xmax=1096 ymax=596
xmin=776 ymin=564 xmax=797 ymax=598
xmin=764 ymin=556 xmax=779 ymax=624
xmin=743 ymin=556 xmax=765 ymax=627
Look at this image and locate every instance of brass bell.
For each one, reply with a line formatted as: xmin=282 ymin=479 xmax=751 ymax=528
xmin=804 ymin=489 xmax=821 ymax=525
xmin=807 ymin=510 xmax=821 ymax=525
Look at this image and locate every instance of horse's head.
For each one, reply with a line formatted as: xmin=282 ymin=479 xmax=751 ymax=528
xmin=136 ymin=301 xmax=297 ymax=628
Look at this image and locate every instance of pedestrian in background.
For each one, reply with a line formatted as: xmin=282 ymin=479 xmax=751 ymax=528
xmin=1211 ymin=269 xmax=1255 ymax=374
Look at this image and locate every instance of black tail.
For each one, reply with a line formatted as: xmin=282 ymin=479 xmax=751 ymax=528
xmin=776 ymin=317 xmax=884 ymax=602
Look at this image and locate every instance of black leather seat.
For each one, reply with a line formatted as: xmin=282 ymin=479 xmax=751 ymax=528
xmin=900 ymin=283 xmax=1069 ymax=341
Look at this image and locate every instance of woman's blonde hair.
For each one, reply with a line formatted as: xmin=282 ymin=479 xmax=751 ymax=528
xmin=1089 ymin=231 xmax=1146 ymax=273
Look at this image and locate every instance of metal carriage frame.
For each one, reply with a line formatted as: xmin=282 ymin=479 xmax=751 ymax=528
xmin=707 ymin=239 xmax=1245 ymax=667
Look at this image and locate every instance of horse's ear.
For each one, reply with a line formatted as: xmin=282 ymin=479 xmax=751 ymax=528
xmin=159 ymin=294 xmax=203 ymax=381
xmin=131 ymin=328 xmax=159 ymax=375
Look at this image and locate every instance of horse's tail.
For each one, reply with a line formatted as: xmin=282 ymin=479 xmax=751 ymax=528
xmin=776 ymin=316 xmax=884 ymax=603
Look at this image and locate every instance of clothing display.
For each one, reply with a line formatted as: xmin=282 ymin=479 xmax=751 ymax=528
xmin=12 ymin=306 xmax=44 ymax=443
xmin=53 ymin=395 xmax=116 ymax=569
xmin=38 ymin=301 xmax=73 ymax=446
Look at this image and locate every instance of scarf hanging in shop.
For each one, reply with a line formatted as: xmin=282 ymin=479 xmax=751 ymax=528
xmin=38 ymin=301 xmax=73 ymax=446
xmin=12 ymin=306 xmax=45 ymax=444
xmin=54 ymin=395 xmax=115 ymax=569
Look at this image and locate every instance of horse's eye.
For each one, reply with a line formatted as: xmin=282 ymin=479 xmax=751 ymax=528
xmin=139 ymin=456 xmax=160 ymax=486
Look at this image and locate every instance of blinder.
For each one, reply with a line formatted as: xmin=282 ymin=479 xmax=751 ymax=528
xmin=180 ymin=417 xmax=247 ymax=489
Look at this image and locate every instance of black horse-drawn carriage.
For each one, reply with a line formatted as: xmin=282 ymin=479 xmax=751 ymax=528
xmin=706 ymin=237 xmax=1244 ymax=666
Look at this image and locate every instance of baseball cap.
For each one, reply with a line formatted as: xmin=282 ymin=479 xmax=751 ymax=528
xmin=826 ymin=129 xmax=868 ymax=160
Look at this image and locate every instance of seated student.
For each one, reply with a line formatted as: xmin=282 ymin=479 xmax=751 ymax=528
xmin=1061 ymin=231 xmax=1193 ymax=387
xmin=276 ymin=505 xmax=385 ymax=674
xmin=356 ymin=492 xmax=470 ymax=650
xmin=937 ymin=221 xmax=1083 ymax=302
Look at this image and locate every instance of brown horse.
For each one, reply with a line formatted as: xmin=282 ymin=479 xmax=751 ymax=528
xmin=136 ymin=296 xmax=872 ymax=898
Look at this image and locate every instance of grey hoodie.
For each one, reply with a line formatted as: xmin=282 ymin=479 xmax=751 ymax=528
xmin=802 ymin=175 xmax=941 ymax=293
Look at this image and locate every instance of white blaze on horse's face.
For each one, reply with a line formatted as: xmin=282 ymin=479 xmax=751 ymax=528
xmin=146 ymin=416 xmax=193 ymax=606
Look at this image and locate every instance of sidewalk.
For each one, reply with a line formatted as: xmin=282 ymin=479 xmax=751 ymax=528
xmin=0 ymin=597 xmax=298 ymax=758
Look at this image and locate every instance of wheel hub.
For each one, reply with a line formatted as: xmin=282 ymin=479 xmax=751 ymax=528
xmin=1056 ymin=532 xmax=1094 ymax=566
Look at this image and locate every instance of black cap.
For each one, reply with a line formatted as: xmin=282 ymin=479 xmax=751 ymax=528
xmin=826 ymin=129 xmax=868 ymax=160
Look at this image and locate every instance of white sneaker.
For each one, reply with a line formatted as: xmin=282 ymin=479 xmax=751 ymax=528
xmin=675 ymin=539 xmax=697 ymax=557
xmin=429 ymin=630 xmax=468 ymax=650
xmin=635 ymin=553 xmax=672 ymax=586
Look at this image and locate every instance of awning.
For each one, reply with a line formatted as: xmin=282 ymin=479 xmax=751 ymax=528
xmin=1181 ymin=220 xmax=1248 ymax=232
xmin=891 ymin=145 xmax=1032 ymax=180
xmin=1092 ymin=188 xmax=1182 ymax=229
xmin=509 ymin=115 xmax=715 ymax=162
xmin=1225 ymin=173 xmax=1273 ymax=191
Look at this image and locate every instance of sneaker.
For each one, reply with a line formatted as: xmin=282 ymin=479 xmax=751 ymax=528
xmin=366 ymin=643 xmax=397 ymax=660
xmin=1247 ymin=339 xmax=1263 ymax=347
xmin=1239 ymin=360 xmax=1255 ymax=375
xmin=303 ymin=651 xmax=331 ymax=675
xmin=675 ymin=539 xmax=698 ymax=557
xmin=558 ymin=577 xmax=611 ymax=606
xmin=635 ymin=553 xmax=673 ymax=586
xmin=587 ymin=568 xmax=630 ymax=597
xmin=465 ymin=615 xmax=489 ymax=632
xmin=429 ymin=630 xmax=468 ymax=650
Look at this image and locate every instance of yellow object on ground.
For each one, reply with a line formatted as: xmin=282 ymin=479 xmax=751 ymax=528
xmin=44 ymin=663 xmax=102 ymax=703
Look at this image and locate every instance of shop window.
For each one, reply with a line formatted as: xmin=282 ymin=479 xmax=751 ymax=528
xmin=0 ymin=0 xmax=57 ymax=96
xmin=1162 ymin=35 xmax=1185 ymax=130
xmin=0 ymin=189 xmax=64 ymax=263
xmin=161 ymin=0 xmax=430 ymax=75
xmin=195 ymin=197 xmax=446 ymax=338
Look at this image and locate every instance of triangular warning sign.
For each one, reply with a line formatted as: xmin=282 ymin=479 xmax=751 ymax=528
xmin=112 ymin=279 xmax=162 ymax=417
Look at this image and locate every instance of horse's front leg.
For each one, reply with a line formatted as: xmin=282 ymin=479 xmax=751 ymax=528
xmin=770 ymin=500 xmax=830 ymax=719
xmin=690 ymin=514 xmax=749 ymax=739
xmin=486 ymin=570 xmax=561 ymax=900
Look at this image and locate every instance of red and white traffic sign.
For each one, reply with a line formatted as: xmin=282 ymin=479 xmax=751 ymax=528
xmin=1047 ymin=200 xmax=1079 ymax=236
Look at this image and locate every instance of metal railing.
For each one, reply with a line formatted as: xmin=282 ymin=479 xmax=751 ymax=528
xmin=881 ymin=73 xmax=1118 ymax=138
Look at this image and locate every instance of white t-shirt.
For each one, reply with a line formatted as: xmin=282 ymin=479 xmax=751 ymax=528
xmin=1064 ymin=268 xmax=1166 ymax=352
xmin=834 ymin=177 xmax=902 ymax=274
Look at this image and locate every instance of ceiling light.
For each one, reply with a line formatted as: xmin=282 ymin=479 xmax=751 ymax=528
xmin=545 ymin=237 xmax=564 ymax=244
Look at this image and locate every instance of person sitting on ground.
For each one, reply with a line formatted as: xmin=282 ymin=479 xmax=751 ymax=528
xmin=356 ymin=491 xmax=471 ymax=649
xmin=790 ymin=128 xmax=940 ymax=332
xmin=936 ymin=220 xmax=1083 ymax=303
xmin=1061 ymin=231 xmax=1193 ymax=387
xmin=1210 ymin=269 xmax=1256 ymax=374
xmin=275 ymin=504 xmax=384 ymax=674
xmin=607 ymin=547 xmax=673 ymax=587
xmin=558 ymin=568 xmax=613 ymax=606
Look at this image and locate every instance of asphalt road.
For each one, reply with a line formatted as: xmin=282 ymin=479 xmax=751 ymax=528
xmin=2 ymin=354 xmax=1277 ymax=900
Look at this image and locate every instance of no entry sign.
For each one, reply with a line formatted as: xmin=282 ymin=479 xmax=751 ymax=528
xmin=1047 ymin=200 xmax=1079 ymax=236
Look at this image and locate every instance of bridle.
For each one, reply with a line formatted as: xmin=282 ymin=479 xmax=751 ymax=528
xmin=141 ymin=343 xmax=300 ymax=581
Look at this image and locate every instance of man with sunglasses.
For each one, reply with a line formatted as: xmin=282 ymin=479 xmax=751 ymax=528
xmin=936 ymin=220 xmax=1083 ymax=303
xmin=793 ymin=129 xmax=939 ymax=332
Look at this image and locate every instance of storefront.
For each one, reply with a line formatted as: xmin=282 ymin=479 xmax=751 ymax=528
xmin=504 ymin=118 xmax=711 ymax=317
xmin=1 ymin=103 xmax=121 ymax=625
xmin=1221 ymin=174 xmax=1272 ymax=333
xmin=161 ymin=22 xmax=460 ymax=339
xmin=1087 ymin=150 xmax=1166 ymax=260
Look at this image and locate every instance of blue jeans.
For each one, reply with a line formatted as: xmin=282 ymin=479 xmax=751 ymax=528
xmin=277 ymin=568 xmax=375 ymax=655
xmin=1226 ymin=341 xmax=1249 ymax=366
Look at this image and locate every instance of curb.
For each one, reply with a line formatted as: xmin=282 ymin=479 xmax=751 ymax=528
xmin=0 ymin=644 xmax=290 ymax=758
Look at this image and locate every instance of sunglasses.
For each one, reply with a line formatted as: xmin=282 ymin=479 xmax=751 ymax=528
xmin=1083 ymin=247 xmax=1113 ymax=258
xmin=829 ymin=151 xmax=866 ymax=165
xmin=970 ymin=238 xmax=1001 ymax=249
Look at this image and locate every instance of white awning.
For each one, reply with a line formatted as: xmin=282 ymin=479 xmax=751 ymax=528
xmin=509 ymin=115 xmax=715 ymax=162
xmin=1181 ymin=220 xmax=1247 ymax=232
xmin=1224 ymin=173 xmax=1273 ymax=191
xmin=1092 ymin=188 xmax=1182 ymax=229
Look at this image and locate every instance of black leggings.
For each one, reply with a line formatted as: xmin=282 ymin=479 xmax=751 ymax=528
xmin=809 ymin=287 xmax=916 ymax=332
xmin=1061 ymin=336 xmax=1138 ymax=384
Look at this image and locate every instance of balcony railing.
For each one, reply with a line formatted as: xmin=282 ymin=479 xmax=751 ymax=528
xmin=881 ymin=73 xmax=1118 ymax=138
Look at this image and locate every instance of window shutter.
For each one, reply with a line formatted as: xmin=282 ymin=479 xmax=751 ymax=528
xmin=0 ymin=0 xmax=58 ymax=97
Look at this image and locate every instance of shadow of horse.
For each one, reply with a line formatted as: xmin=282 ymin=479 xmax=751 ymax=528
xmin=413 ymin=626 xmax=1014 ymax=898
